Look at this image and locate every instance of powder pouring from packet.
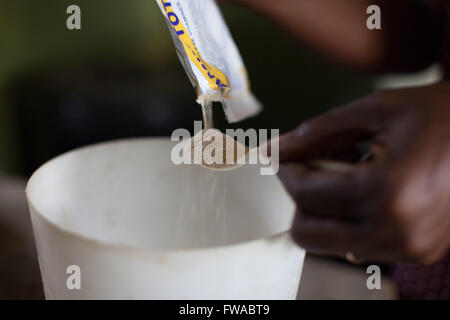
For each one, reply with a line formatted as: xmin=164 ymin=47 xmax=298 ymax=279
xmin=157 ymin=0 xmax=262 ymax=124
xmin=187 ymin=128 xmax=250 ymax=171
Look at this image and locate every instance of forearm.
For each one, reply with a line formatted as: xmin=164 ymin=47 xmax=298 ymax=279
xmin=231 ymin=0 xmax=442 ymax=73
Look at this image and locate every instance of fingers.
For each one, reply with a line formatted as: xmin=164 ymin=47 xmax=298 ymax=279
xmin=278 ymin=162 xmax=380 ymax=221
xmin=291 ymin=209 xmax=441 ymax=263
xmin=291 ymin=209 xmax=374 ymax=259
xmin=278 ymin=95 xmax=383 ymax=162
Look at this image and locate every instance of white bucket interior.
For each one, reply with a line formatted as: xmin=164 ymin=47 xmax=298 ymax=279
xmin=27 ymin=139 xmax=295 ymax=250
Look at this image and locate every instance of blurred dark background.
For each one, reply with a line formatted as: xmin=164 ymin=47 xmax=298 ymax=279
xmin=0 ymin=0 xmax=374 ymax=177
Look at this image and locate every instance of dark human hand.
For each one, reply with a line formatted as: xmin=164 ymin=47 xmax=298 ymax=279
xmin=276 ymin=83 xmax=450 ymax=264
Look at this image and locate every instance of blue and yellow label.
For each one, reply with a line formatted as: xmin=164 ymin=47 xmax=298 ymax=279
xmin=159 ymin=0 xmax=230 ymax=94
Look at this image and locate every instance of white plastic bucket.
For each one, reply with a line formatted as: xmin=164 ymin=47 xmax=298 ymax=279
xmin=26 ymin=138 xmax=305 ymax=299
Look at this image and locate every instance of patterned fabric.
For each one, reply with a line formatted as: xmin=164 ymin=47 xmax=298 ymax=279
xmin=393 ymin=253 xmax=450 ymax=300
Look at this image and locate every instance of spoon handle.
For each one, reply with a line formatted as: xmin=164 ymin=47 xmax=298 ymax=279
xmin=306 ymin=159 xmax=355 ymax=172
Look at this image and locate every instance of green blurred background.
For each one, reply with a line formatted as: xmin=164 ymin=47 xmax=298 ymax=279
xmin=0 ymin=0 xmax=373 ymax=176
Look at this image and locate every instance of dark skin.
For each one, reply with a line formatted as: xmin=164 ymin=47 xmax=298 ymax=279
xmin=223 ymin=0 xmax=450 ymax=263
